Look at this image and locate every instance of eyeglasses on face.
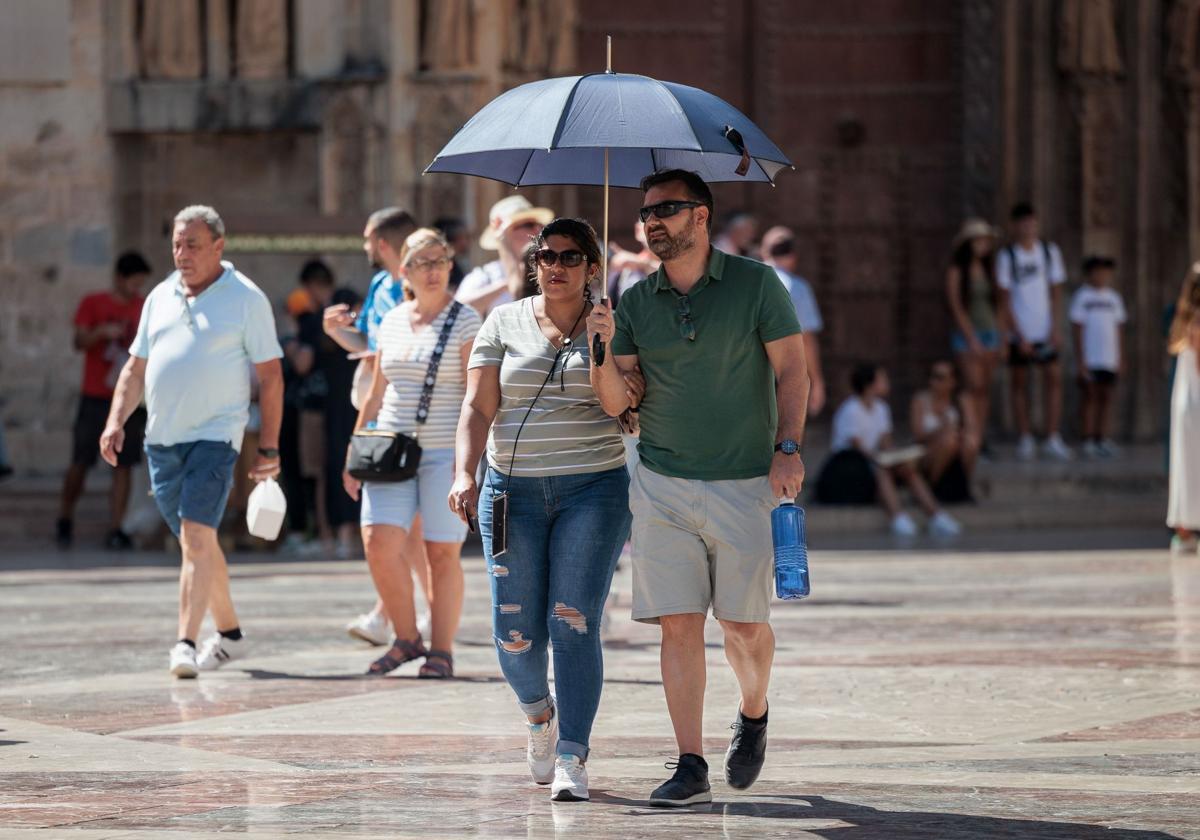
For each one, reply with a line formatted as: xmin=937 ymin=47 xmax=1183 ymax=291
xmin=676 ymin=294 xmax=696 ymax=341
xmin=639 ymin=200 xmax=703 ymax=224
xmin=407 ymin=256 xmax=452 ymax=273
xmin=534 ymin=248 xmax=587 ymax=268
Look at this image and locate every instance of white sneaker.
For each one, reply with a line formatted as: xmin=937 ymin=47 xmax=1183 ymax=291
xmin=1016 ymin=434 xmax=1036 ymax=461
xmin=1097 ymin=439 xmax=1120 ymax=458
xmin=551 ymin=754 xmax=589 ymax=802
xmin=347 ymin=611 xmax=390 ymax=646
xmin=1170 ymin=534 xmax=1199 ymax=554
xmin=1042 ymin=435 xmax=1073 ymax=461
xmin=1081 ymin=440 xmax=1099 ymax=459
xmin=169 ymin=642 xmax=198 ymax=678
xmin=891 ymin=512 xmax=918 ymax=537
xmin=197 ymin=633 xmax=247 ymax=671
xmin=928 ymin=510 xmax=963 ymax=537
xmin=527 ymin=707 xmax=559 ymax=785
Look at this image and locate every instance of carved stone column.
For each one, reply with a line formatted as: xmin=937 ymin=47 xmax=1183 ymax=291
xmin=139 ymin=0 xmax=203 ymax=79
xmin=236 ymin=0 xmax=289 ymax=79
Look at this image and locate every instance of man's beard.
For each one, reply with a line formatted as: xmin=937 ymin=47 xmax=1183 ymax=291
xmin=647 ymin=225 xmax=697 ymax=261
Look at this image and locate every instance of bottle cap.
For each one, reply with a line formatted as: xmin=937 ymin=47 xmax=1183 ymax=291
xmin=779 ymin=497 xmax=795 ymax=505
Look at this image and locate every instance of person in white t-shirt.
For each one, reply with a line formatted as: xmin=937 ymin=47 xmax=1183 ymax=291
xmin=761 ymin=225 xmax=826 ymax=415
xmin=996 ymin=202 xmax=1072 ymax=461
xmin=819 ymin=363 xmax=961 ymax=537
xmin=456 ymin=195 xmax=554 ymax=318
xmin=1069 ymin=256 xmax=1127 ymax=458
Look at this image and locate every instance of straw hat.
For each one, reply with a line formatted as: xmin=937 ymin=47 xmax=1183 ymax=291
xmin=953 ymin=218 xmax=999 ymax=250
xmin=478 ymin=195 xmax=555 ymax=251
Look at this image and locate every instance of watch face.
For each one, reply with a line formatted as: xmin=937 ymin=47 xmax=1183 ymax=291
xmin=778 ymin=440 xmax=799 ymax=455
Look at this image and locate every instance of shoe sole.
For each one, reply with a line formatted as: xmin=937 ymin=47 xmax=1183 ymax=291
xmin=551 ymin=789 xmax=589 ymax=802
xmin=347 ymin=628 xmax=388 ymax=646
xmin=170 ymin=664 xmax=198 ymax=678
xmin=648 ymin=792 xmax=713 ymax=807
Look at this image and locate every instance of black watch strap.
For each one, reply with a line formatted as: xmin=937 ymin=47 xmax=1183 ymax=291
xmin=257 ymin=447 xmax=280 ymax=458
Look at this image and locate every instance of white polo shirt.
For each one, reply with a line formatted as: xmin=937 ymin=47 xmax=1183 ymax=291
xmin=130 ymin=261 xmax=282 ymax=452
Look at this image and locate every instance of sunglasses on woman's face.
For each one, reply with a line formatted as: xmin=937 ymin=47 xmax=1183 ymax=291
xmin=638 ymin=200 xmax=703 ymax=224
xmin=534 ymin=248 xmax=586 ymax=268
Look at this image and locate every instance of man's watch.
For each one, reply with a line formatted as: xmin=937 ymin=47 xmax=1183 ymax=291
xmin=257 ymin=447 xmax=280 ymax=459
xmin=774 ymin=439 xmax=801 ymax=456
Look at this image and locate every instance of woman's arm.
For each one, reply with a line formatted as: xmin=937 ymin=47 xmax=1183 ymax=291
xmin=945 ymin=266 xmax=979 ymax=348
xmin=448 ymin=366 xmax=501 ymax=522
xmin=909 ymin=392 xmax=929 ymax=444
xmin=342 ymin=352 xmax=388 ymax=501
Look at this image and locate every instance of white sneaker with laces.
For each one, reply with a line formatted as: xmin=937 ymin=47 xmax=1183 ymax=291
xmin=527 ymin=707 xmax=559 ymax=785
xmin=1042 ymin=435 xmax=1073 ymax=461
xmin=169 ymin=642 xmax=198 ymax=678
xmin=347 ymin=611 xmax=391 ymax=646
xmin=551 ymin=754 xmax=589 ymax=802
xmin=197 ymin=633 xmax=247 ymax=671
xmin=928 ymin=510 xmax=963 ymax=537
xmin=891 ymin=513 xmax=918 ymax=537
xmin=1016 ymin=434 xmax=1036 ymax=461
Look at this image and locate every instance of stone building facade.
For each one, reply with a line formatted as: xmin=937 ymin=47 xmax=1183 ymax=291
xmin=0 ymin=0 xmax=1193 ymax=471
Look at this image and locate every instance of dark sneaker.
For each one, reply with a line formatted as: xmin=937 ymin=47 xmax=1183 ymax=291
xmin=55 ymin=518 xmax=73 ymax=549
xmin=105 ymin=528 xmax=134 ymax=550
xmin=648 ymin=753 xmax=711 ymax=807
xmin=724 ymin=709 xmax=768 ymax=790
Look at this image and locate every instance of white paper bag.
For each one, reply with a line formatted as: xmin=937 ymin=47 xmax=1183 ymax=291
xmin=246 ymin=477 xmax=287 ymax=540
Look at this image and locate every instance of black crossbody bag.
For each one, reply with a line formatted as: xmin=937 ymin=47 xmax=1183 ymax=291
xmin=347 ymin=301 xmax=463 ymax=482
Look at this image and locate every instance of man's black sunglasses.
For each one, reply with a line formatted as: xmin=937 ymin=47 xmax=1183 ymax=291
xmin=638 ymin=200 xmax=703 ymax=224
xmin=534 ymin=248 xmax=587 ymax=268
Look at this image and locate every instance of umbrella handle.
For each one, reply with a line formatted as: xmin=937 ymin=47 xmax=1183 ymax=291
xmin=592 ymin=333 xmax=606 ymax=367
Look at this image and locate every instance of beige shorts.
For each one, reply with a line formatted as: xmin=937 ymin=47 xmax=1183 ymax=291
xmin=630 ymin=462 xmax=776 ymax=624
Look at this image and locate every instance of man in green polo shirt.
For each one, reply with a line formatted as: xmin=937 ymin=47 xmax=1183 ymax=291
xmin=588 ymin=169 xmax=810 ymax=806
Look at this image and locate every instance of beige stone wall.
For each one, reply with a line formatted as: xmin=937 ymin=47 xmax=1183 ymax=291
xmin=0 ymin=0 xmax=113 ymax=471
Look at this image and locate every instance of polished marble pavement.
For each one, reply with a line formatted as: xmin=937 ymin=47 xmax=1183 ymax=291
xmin=1 ymin=531 xmax=1198 ymax=839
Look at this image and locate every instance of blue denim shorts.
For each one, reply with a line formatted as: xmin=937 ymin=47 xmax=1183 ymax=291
xmin=361 ymin=447 xmax=465 ymax=542
xmin=145 ymin=441 xmax=238 ymax=536
xmin=950 ymin=329 xmax=1000 ymax=354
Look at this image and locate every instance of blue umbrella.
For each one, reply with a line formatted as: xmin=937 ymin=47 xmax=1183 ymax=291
xmin=425 ymin=39 xmax=791 ymax=363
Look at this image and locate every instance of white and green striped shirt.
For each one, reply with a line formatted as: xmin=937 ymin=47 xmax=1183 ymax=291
xmin=469 ymin=298 xmax=625 ymax=477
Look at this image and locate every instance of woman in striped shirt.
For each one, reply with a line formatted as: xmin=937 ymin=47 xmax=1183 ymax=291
xmin=449 ymin=218 xmax=639 ymax=802
xmin=345 ymin=228 xmax=481 ymax=678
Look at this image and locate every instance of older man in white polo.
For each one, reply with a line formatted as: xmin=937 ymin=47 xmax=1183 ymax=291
xmin=101 ymin=205 xmax=283 ymax=678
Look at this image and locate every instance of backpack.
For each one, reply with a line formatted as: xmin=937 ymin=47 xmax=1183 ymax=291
xmin=1006 ymin=240 xmax=1053 ymax=287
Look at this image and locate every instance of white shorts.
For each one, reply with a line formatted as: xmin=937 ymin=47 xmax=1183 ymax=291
xmin=361 ymin=447 xmax=466 ymax=542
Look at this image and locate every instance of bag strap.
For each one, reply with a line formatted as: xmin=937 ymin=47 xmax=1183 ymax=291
xmin=414 ymin=301 xmax=463 ymax=428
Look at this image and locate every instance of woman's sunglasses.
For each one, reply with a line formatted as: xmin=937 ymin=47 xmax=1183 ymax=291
xmin=534 ymin=248 xmax=587 ymax=268
xmin=638 ymin=200 xmax=703 ymax=223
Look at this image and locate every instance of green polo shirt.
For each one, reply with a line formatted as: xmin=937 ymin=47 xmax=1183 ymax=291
xmin=611 ymin=248 xmax=802 ymax=480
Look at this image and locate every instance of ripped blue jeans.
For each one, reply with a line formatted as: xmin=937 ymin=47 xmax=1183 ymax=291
xmin=479 ymin=465 xmax=631 ymax=760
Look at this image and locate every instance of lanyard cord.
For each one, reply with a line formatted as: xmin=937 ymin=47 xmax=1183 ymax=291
xmin=502 ymin=299 xmax=587 ymax=493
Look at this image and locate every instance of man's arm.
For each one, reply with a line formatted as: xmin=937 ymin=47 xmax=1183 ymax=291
xmin=251 ymin=359 xmax=283 ymax=480
xmin=322 ymin=303 xmax=368 ymax=353
xmin=764 ymin=333 xmax=810 ymax=498
xmin=99 ymin=356 xmax=147 ymax=467
xmin=802 ymin=332 xmax=825 ymax=416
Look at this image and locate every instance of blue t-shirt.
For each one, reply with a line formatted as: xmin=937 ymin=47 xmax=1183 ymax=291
xmin=130 ymin=261 xmax=283 ymax=452
xmin=355 ymin=270 xmax=405 ymax=350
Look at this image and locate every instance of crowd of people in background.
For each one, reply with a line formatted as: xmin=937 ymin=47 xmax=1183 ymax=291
xmin=49 ymin=194 xmax=1198 ymax=551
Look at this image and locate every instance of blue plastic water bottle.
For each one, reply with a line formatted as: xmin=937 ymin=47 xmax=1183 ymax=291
xmin=772 ymin=498 xmax=810 ymax=600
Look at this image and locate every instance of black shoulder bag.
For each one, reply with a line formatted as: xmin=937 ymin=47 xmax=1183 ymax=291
xmin=347 ymin=301 xmax=463 ymax=482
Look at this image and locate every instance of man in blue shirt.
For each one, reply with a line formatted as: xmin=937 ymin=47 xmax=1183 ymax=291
xmin=101 ymin=205 xmax=283 ymax=679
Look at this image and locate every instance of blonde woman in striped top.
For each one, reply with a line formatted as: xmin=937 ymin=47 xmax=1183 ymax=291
xmin=449 ymin=218 xmax=641 ymax=802
xmin=344 ymin=227 xmax=481 ymax=678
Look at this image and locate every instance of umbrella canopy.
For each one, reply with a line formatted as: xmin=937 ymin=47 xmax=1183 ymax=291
xmin=424 ymin=72 xmax=792 ymax=188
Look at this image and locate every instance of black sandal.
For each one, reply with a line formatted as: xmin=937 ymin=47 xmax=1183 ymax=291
xmin=366 ymin=637 xmax=426 ymax=676
xmin=418 ymin=649 xmax=454 ymax=679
